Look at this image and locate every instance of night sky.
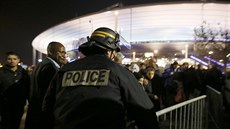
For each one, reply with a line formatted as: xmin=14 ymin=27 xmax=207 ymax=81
xmin=0 ymin=0 xmax=152 ymax=65
xmin=0 ymin=0 xmax=228 ymax=65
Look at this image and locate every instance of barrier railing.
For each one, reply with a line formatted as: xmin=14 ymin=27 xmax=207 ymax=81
xmin=206 ymin=85 xmax=223 ymax=128
xmin=156 ymin=95 xmax=207 ymax=129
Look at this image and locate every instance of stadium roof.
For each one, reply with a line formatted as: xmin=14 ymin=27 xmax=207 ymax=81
xmin=32 ymin=2 xmax=230 ymax=54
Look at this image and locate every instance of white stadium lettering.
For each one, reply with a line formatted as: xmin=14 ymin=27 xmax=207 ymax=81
xmin=62 ymin=69 xmax=110 ymax=87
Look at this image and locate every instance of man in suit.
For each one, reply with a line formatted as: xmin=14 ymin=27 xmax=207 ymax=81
xmin=25 ymin=41 xmax=67 ymax=129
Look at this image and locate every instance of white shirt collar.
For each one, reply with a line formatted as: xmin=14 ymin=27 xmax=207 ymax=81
xmin=47 ymin=57 xmax=60 ymax=69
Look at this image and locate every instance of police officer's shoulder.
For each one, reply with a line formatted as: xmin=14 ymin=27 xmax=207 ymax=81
xmin=111 ymin=62 xmax=134 ymax=76
xmin=60 ymin=60 xmax=79 ymax=71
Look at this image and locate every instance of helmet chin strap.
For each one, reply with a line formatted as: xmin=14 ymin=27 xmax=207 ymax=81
xmin=107 ymin=50 xmax=116 ymax=61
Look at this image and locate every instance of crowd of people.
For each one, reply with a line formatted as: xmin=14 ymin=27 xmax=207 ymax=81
xmin=0 ymin=27 xmax=226 ymax=129
xmin=123 ymin=59 xmax=225 ymax=109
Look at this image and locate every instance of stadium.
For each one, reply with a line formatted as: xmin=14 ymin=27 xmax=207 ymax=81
xmin=31 ymin=1 xmax=230 ymax=66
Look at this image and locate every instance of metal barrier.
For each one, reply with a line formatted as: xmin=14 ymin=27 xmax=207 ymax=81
xmin=206 ymin=85 xmax=223 ymax=128
xmin=156 ymin=95 xmax=207 ymax=129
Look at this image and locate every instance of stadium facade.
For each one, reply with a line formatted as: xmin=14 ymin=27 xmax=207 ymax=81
xmin=32 ymin=1 xmax=230 ymax=64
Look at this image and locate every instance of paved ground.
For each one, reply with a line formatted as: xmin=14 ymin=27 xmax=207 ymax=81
xmin=208 ymin=108 xmax=230 ymax=129
xmin=19 ymin=105 xmax=230 ymax=129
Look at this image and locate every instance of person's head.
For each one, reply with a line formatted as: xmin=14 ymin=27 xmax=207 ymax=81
xmin=197 ymin=64 xmax=203 ymax=70
xmin=130 ymin=63 xmax=140 ymax=73
xmin=47 ymin=41 xmax=66 ymax=66
xmin=140 ymin=63 xmax=146 ymax=70
xmin=144 ymin=66 xmax=155 ymax=80
xmin=180 ymin=62 xmax=189 ymax=71
xmin=79 ymin=27 xmax=121 ymax=60
xmin=114 ymin=52 xmax=123 ymax=64
xmin=171 ymin=61 xmax=179 ymax=69
xmin=133 ymin=72 xmax=144 ymax=86
xmin=208 ymin=63 xmax=217 ymax=70
xmin=182 ymin=62 xmax=189 ymax=68
xmin=5 ymin=51 xmax=20 ymax=69
xmin=125 ymin=64 xmax=132 ymax=71
xmin=148 ymin=58 xmax=157 ymax=68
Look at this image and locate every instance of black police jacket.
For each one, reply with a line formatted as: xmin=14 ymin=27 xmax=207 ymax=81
xmin=43 ymin=55 xmax=159 ymax=129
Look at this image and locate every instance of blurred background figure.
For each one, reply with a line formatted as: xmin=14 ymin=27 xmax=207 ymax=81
xmin=205 ymin=63 xmax=225 ymax=92
xmin=130 ymin=63 xmax=140 ymax=73
xmin=0 ymin=51 xmax=30 ymax=129
xmin=133 ymin=72 xmax=145 ymax=90
xmin=114 ymin=52 xmax=123 ymax=65
xmin=139 ymin=62 xmax=147 ymax=75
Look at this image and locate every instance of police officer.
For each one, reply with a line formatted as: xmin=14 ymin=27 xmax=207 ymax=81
xmin=43 ymin=27 xmax=159 ymax=129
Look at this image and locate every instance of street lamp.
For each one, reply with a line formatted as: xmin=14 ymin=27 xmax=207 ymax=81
xmin=114 ymin=11 xmax=119 ymax=31
xmin=182 ymin=50 xmax=185 ymax=55
xmin=132 ymin=52 xmax=136 ymax=61
xmin=208 ymin=51 xmax=213 ymax=65
xmin=154 ymin=50 xmax=158 ymax=62
xmin=208 ymin=51 xmax=213 ymax=55
xmin=185 ymin=44 xmax=188 ymax=59
xmin=154 ymin=50 xmax=158 ymax=54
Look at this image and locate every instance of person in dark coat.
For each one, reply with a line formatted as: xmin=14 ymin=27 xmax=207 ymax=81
xmin=0 ymin=51 xmax=30 ymax=129
xmin=181 ymin=63 xmax=203 ymax=100
xmin=151 ymin=72 xmax=164 ymax=111
xmin=142 ymin=66 xmax=161 ymax=111
xmin=42 ymin=27 xmax=159 ymax=129
xmin=25 ymin=42 xmax=67 ymax=129
xmin=162 ymin=62 xmax=180 ymax=107
xmin=205 ymin=64 xmax=224 ymax=92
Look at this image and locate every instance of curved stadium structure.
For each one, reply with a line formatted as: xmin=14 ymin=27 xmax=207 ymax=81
xmin=32 ymin=1 xmax=230 ymax=64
